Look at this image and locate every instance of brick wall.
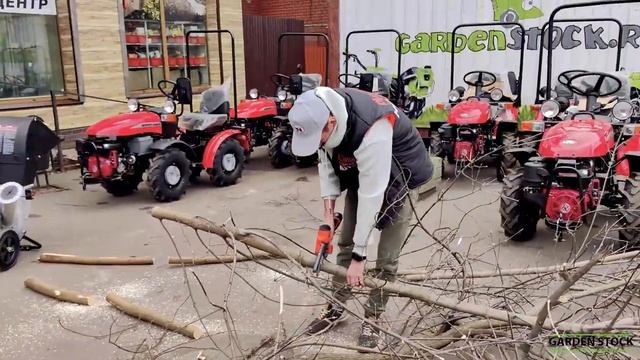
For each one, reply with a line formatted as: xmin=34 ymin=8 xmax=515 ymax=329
xmin=242 ymin=0 xmax=339 ymax=86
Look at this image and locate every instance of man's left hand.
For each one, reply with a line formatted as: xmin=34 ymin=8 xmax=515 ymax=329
xmin=346 ymin=259 xmax=366 ymax=287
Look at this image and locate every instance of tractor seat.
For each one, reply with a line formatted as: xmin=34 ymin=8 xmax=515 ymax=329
xmin=179 ymin=86 xmax=230 ymax=131
xmin=180 ymin=113 xmax=228 ymax=131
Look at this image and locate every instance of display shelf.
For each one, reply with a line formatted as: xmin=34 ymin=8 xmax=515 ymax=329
xmin=123 ymin=18 xmax=209 ymax=90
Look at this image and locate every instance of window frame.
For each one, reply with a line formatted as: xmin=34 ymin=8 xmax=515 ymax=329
xmin=0 ymin=0 xmax=83 ymax=111
xmin=118 ymin=0 xmax=213 ymax=99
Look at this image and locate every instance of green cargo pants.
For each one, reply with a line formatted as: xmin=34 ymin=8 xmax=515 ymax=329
xmin=331 ymin=187 xmax=418 ymax=318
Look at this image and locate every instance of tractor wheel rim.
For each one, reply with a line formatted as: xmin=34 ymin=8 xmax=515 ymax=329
xmin=280 ymin=139 xmax=291 ymax=155
xmin=164 ymin=165 xmax=182 ymax=186
xmin=222 ymin=154 xmax=237 ymax=172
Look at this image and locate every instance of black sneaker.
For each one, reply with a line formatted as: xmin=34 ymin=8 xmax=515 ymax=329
xmin=306 ymin=303 xmax=347 ymax=335
xmin=357 ymin=318 xmax=380 ymax=350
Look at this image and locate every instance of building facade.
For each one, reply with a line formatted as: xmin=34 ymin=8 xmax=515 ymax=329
xmin=0 ymin=0 xmax=246 ymax=140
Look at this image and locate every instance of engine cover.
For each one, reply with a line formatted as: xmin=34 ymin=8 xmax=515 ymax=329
xmin=538 ymin=118 xmax=614 ymax=158
xmin=86 ymin=151 xmax=118 ymax=179
xmin=454 ymin=141 xmax=475 ymax=161
xmin=545 ymin=187 xmax=590 ymax=224
xmin=447 ymin=99 xmax=491 ymax=125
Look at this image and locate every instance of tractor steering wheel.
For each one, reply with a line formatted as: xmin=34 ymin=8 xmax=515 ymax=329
xmin=271 ymin=73 xmax=291 ymax=89
xmin=566 ymin=72 xmax=622 ymax=98
xmin=463 ymin=71 xmax=497 ymax=88
xmin=339 ymin=73 xmax=360 ymax=87
xmin=558 ymin=70 xmax=588 ymax=87
xmin=158 ymin=80 xmax=178 ymax=98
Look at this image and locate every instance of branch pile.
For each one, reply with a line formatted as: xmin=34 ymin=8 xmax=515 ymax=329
xmin=150 ymin=206 xmax=640 ymax=359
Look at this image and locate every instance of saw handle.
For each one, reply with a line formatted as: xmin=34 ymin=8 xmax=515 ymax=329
xmin=312 ymin=213 xmax=343 ymax=274
xmin=314 ymin=213 xmax=342 ymax=255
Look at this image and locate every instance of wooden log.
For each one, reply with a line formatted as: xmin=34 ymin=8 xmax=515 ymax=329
xmin=24 ymin=277 xmax=94 ymax=305
xmin=106 ymin=293 xmax=204 ymax=339
xmin=39 ymin=253 xmax=154 ymax=265
xmin=168 ymin=253 xmax=277 ymax=266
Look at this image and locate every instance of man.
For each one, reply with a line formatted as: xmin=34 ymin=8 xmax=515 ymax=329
xmin=288 ymin=86 xmax=433 ymax=348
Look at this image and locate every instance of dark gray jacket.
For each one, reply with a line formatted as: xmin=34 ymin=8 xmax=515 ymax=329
xmin=328 ymin=88 xmax=433 ymax=229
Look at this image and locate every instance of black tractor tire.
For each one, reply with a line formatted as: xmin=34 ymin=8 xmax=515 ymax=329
xmin=617 ymin=173 xmax=640 ymax=251
xmin=0 ymin=230 xmax=20 ymax=272
xmin=497 ymin=131 xmax=520 ymax=183
xmin=147 ymin=148 xmax=192 ymax=202
xmin=209 ymin=138 xmax=245 ymax=186
xmin=189 ymin=165 xmax=203 ymax=184
xmin=430 ymin=131 xmax=443 ymax=157
xmin=295 ymin=153 xmax=318 ymax=168
xmin=268 ymin=131 xmax=294 ymax=169
xmin=499 ymin=170 xmax=539 ymax=242
xmin=102 ymin=173 xmax=142 ymax=197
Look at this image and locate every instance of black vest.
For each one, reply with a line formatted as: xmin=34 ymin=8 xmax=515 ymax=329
xmin=327 ymin=88 xmax=433 ymax=229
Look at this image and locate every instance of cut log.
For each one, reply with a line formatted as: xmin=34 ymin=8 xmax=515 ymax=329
xmin=106 ymin=293 xmax=203 ymax=339
xmin=39 ymin=253 xmax=154 ymax=265
xmin=24 ymin=277 xmax=94 ymax=305
xmin=168 ymin=253 xmax=277 ymax=265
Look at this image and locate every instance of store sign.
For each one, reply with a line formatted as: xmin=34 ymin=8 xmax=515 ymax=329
xmin=0 ymin=0 xmax=57 ymax=16
xmin=340 ymin=0 xmax=640 ymax=105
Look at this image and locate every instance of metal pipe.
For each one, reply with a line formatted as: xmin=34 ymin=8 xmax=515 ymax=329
xmin=535 ymin=18 xmax=623 ymax=104
xmin=546 ymin=0 xmax=640 ymax=100
xmin=277 ymin=32 xmax=331 ymax=86
xmin=50 ymin=90 xmax=64 ymax=172
xmin=450 ymin=22 xmax=525 ymax=106
xmin=344 ymin=29 xmax=403 ymax=104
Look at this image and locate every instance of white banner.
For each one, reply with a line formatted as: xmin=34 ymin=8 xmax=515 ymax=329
xmin=0 ymin=0 xmax=56 ymax=16
xmin=340 ymin=0 xmax=640 ymax=105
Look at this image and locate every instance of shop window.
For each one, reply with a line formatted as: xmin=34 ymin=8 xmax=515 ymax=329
xmin=122 ymin=0 xmax=209 ymax=96
xmin=0 ymin=3 xmax=71 ymax=107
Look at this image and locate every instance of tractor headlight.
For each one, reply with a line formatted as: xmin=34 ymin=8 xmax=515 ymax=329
xmin=249 ymin=88 xmax=259 ymax=99
xmin=163 ymin=100 xmax=176 ymax=113
xmin=490 ymin=89 xmax=503 ymax=101
xmin=127 ymin=98 xmax=139 ymax=112
xmin=541 ymin=100 xmax=560 ymax=118
xmin=277 ymin=89 xmax=287 ymax=101
xmin=623 ymin=124 xmax=640 ymax=136
xmin=613 ymin=101 xmax=634 ymax=121
xmin=448 ymin=89 xmax=461 ymax=102
xmin=126 ymin=154 xmax=137 ymax=165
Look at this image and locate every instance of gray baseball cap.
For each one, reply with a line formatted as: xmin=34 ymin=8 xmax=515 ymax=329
xmin=289 ymin=90 xmax=330 ymax=157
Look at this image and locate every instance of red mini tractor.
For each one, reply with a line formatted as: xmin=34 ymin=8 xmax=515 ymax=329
xmin=503 ymin=16 xmax=627 ymax=178
xmin=429 ymin=22 xmax=524 ymax=180
xmin=76 ymin=29 xmax=250 ymax=202
xmin=500 ymin=71 xmax=640 ymax=248
xmin=233 ymin=32 xmax=329 ymax=168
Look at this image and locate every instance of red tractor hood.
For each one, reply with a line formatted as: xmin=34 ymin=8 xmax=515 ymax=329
xmin=86 ymin=111 xmax=162 ymax=138
xmin=230 ymin=98 xmax=277 ymax=119
xmin=538 ymin=118 xmax=614 ymax=158
xmin=448 ymin=100 xmax=491 ymax=125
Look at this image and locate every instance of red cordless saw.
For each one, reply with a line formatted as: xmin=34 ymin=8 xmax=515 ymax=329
xmin=312 ymin=212 xmax=343 ymax=274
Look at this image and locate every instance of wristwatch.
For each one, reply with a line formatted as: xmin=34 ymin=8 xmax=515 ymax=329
xmin=351 ymin=252 xmax=367 ymax=262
